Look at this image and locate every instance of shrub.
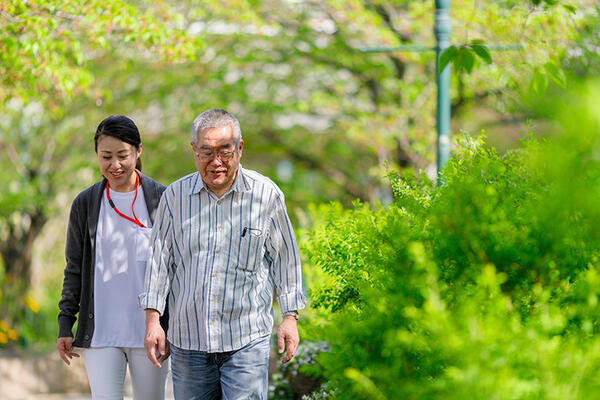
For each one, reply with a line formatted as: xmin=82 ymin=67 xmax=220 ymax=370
xmin=299 ymin=84 xmax=600 ymax=398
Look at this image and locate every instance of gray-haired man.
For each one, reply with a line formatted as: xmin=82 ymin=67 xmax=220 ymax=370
xmin=139 ymin=109 xmax=306 ymax=399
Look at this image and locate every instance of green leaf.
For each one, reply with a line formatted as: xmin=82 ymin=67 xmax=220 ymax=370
xmin=544 ymin=62 xmax=567 ymax=88
xmin=456 ymin=47 xmax=475 ymax=74
xmin=438 ymin=46 xmax=457 ymax=74
xmin=471 ymin=42 xmax=492 ymax=64
xmin=563 ymin=4 xmax=577 ymax=14
xmin=531 ymin=69 xmax=548 ymax=93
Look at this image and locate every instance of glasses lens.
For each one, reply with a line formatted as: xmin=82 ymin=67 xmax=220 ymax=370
xmin=197 ymin=149 xmax=235 ymax=161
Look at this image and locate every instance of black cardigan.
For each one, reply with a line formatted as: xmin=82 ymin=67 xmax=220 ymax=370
xmin=57 ymin=172 xmax=168 ymax=347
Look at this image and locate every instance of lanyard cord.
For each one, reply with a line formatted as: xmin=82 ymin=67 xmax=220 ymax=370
xmin=105 ymin=172 xmax=146 ymax=228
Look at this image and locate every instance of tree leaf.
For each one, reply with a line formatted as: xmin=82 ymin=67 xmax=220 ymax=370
xmin=544 ymin=62 xmax=567 ymax=88
xmin=438 ymin=46 xmax=457 ymax=74
xmin=471 ymin=42 xmax=492 ymax=64
xmin=563 ymin=4 xmax=577 ymax=14
xmin=531 ymin=69 xmax=548 ymax=93
xmin=456 ymin=47 xmax=475 ymax=74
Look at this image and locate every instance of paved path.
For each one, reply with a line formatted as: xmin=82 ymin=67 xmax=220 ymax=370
xmin=1 ymin=350 xmax=175 ymax=400
xmin=25 ymin=378 xmax=175 ymax=400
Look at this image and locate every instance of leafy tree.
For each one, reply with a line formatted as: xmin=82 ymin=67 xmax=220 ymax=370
xmin=0 ymin=0 xmax=201 ymax=344
xmin=75 ymin=0 xmax=591 ymax=202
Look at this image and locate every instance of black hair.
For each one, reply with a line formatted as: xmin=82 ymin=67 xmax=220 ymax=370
xmin=94 ymin=115 xmax=142 ymax=171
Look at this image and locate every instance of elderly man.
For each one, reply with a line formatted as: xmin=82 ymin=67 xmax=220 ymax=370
xmin=139 ymin=109 xmax=306 ymax=399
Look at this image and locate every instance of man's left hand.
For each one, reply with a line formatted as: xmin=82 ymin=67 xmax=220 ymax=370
xmin=277 ymin=315 xmax=299 ymax=363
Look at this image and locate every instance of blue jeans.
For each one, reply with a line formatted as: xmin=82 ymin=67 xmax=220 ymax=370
xmin=171 ymin=335 xmax=270 ymax=400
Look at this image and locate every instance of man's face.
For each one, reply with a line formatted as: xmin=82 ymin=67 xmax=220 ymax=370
xmin=191 ymin=125 xmax=243 ymax=197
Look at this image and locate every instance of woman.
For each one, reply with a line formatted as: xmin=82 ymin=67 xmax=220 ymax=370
xmin=57 ymin=115 xmax=169 ymax=399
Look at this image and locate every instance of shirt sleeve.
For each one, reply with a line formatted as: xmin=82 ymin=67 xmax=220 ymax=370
xmin=138 ymin=191 xmax=173 ymax=315
xmin=266 ymin=193 xmax=306 ymax=315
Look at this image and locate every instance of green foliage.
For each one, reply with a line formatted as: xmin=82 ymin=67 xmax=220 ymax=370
xmin=0 ymin=258 xmax=60 ymax=349
xmin=268 ymin=340 xmax=328 ymax=399
xmin=299 ymin=81 xmax=600 ymax=398
xmin=531 ymin=62 xmax=568 ymax=93
xmin=0 ymin=0 xmax=201 ymax=105
xmin=438 ymin=41 xmax=492 ymax=75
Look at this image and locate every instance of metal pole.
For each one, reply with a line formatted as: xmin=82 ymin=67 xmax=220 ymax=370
xmin=434 ymin=0 xmax=451 ymax=178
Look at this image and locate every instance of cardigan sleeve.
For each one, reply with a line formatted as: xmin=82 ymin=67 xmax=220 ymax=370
xmin=57 ymin=195 xmax=86 ymax=338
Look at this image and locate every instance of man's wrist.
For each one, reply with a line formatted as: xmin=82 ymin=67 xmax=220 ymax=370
xmin=282 ymin=310 xmax=298 ymax=320
xmin=145 ymin=308 xmax=161 ymax=325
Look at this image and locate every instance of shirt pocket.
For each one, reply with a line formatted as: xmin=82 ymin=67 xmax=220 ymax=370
xmin=235 ymin=227 xmax=266 ymax=272
xmin=135 ymin=227 xmax=152 ymax=263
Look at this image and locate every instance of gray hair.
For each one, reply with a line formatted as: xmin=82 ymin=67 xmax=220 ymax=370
xmin=191 ymin=109 xmax=242 ymax=147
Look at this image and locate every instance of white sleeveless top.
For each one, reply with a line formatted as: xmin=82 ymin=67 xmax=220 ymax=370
xmin=91 ymin=186 xmax=152 ymax=348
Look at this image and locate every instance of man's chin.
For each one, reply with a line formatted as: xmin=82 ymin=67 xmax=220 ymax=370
xmin=207 ymin=179 xmax=227 ymax=190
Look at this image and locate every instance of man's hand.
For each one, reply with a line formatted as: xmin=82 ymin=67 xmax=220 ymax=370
xmin=57 ymin=337 xmax=79 ymax=365
xmin=277 ymin=315 xmax=299 ymax=363
xmin=144 ymin=309 xmax=170 ymax=368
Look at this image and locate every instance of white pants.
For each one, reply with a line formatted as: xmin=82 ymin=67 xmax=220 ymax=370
xmin=83 ymin=347 xmax=168 ymax=400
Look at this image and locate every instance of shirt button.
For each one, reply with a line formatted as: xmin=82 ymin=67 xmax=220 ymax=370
xmin=217 ymin=225 xmax=222 ymax=230
xmin=217 ymin=201 xmax=221 ymax=205
xmin=215 ymin=249 xmax=220 ymax=254
xmin=210 ymin=298 xmax=214 ymax=302
xmin=84 ymin=335 xmax=90 ymax=340
xmin=212 ymin=273 xmax=216 ymax=277
xmin=89 ymin=313 xmax=93 ymax=319
xmin=209 ymin=321 xmax=213 ymax=326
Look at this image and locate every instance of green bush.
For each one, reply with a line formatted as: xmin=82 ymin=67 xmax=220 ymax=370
xmin=268 ymin=340 xmax=329 ymax=399
xmin=298 ymin=83 xmax=600 ymax=399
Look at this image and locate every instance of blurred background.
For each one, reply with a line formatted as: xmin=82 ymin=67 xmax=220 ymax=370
xmin=1 ymin=0 xmax=599 ymax=399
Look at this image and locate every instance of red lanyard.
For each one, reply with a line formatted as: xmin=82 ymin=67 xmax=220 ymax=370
xmin=105 ymin=172 xmax=146 ymax=228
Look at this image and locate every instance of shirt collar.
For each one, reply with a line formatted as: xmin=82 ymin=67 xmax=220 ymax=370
xmin=188 ymin=164 xmax=251 ymax=196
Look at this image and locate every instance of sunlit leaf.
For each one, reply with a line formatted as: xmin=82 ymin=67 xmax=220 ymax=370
xmin=531 ymin=69 xmax=548 ymax=93
xmin=544 ymin=62 xmax=567 ymax=88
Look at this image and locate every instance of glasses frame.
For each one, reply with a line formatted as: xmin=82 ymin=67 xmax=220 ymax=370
xmin=193 ymin=144 xmax=238 ymax=162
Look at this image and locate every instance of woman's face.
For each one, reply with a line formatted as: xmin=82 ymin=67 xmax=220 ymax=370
xmin=96 ymin=135 xmax=142 ymax=192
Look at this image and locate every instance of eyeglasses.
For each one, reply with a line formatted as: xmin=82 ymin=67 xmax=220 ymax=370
xmin=194 ymin=148 xmax=237 ymax=162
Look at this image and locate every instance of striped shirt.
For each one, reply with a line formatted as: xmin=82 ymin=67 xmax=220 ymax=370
xmin=139 ymin=166 xmax=306 ymax=352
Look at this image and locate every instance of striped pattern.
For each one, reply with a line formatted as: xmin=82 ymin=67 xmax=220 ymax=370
xmin=139 ymin=166 xmax=306 ymax=352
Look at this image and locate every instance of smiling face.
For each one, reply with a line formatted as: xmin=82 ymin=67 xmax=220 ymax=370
xmin=192 ymin=125 xmax=243 ymax=198
xmin=97 ymin=135 xmax=142 ymax=192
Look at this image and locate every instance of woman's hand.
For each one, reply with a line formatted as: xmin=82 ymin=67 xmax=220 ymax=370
xmin=57 ymin=337 xmax=80 ymax=365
